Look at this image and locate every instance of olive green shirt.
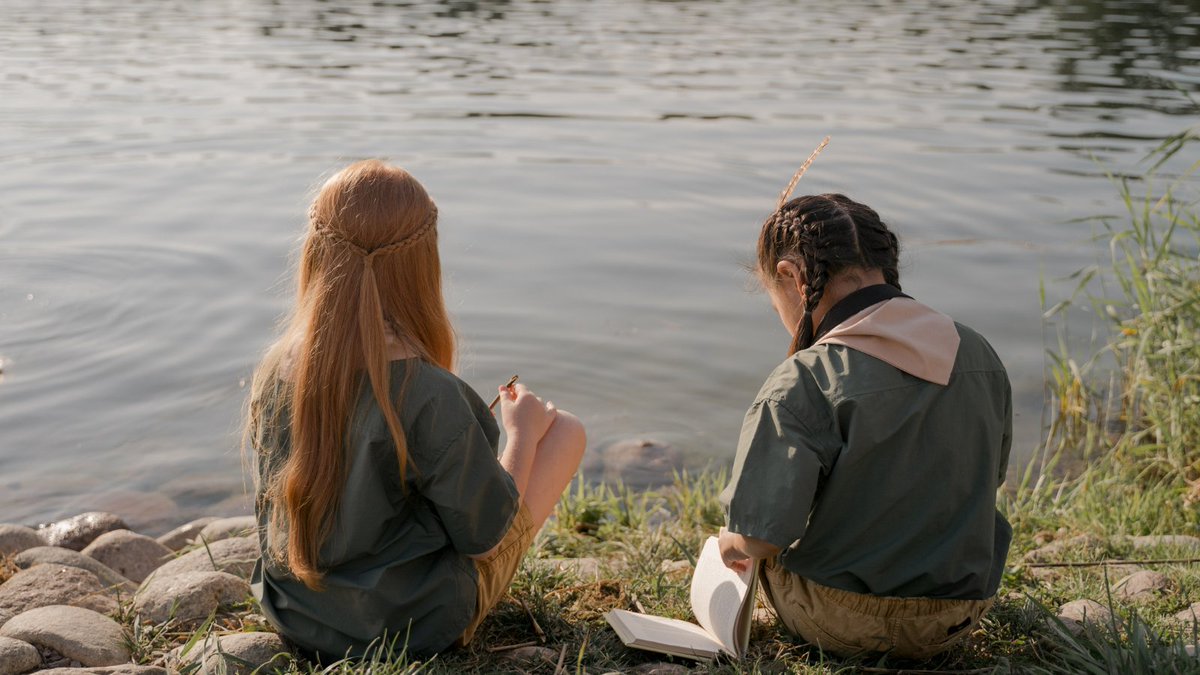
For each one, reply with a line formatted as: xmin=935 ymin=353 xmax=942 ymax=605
xmin=721 ymin=322 xmax=1012 ymax=600
xmin=251 ymin=360 xmax=519 ymax=658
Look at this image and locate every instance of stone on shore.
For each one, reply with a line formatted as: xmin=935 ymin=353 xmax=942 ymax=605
xmin=37 ymin=513 xmax=128 ymax=552
xmin=34 ymin=668 xmax=167 ymax=675
xmin=142 ymin=536 xmax=258 ymax=584
xmin=155 ymin=517 xmax=219 ymax=552
xmin=0 ymin=525 xmax=44 ymax=558
xmin=134 ymin=571 xmax=250 ymax=625
xmin=196 ymin=516 xmax=257 ymax=545
xmin=1057 ymin=599 xmax=1114 ymax=635
xmin=81 ymin=530 xmax=172 ymax=584
xmin=184 ymin=633 xmax=292 ymax=675
xmin=0 ymin=565 xmax=118 ymax=621
xmin=1113 ymin=570 xmax=1171 ymax=601
xmin=1175 ymin=601 xmax=1200 ymax=626
xmin=83 ymin=491 xmax=180 ymax=535
xmin=582 ymin=438 xmax=683 ymax=489
xmin=1023 ymin=534 xmax=1107 ymax=563
xmin=1128 ymin=534 xmax=1200 ymax=551
xmin=14 ymin=547 xmax=137 ymax=594
xmin=0 ymin=605 xmax=129 ymax=667
xmin=0 ymin=635 xmax=41 ymax=675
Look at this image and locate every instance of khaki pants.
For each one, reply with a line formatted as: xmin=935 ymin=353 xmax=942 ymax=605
xmin=456 ymin=503 xmax=536 ymax=646
xmin=760 ymin=556 xmax=994 ymax=659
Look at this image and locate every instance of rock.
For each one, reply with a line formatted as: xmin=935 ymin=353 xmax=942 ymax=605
xmin=143 ymin=536 xmax=258 ymax=583
xmin=134 ymin=571 xmax=250 ymax=625
xmin=1057 ymin=599 xmax=1114 ymax=635
xmin=501 ymin=645 xmax=559 ymax=666
xmin=1023 ymin=534 xmax=1107 ymax=564
xmin=186 ymin=633 xmax=292 ymax=675
xmin=529 ymin=557 xmax=603 ymax=580
xmin=1128 ymin=535 xmax=1200 ymax=551
xmin=34 ymin=662 xmax=166 ymax=667
xmin=1174 ymin=602 xmax=1200 ymax=626
xmin=583 ymin=438 xmax=683 ymax=488
xmin=155 ymin=517 xmax=220 ymax=552
xmin=14 ymin=547 xmax=136 ymax=594
xmin=0 ymin=635 xmax=40 ymax=675
xmin=0 ymin=565 xmax=118 ymax=619
xmin=196 ymin=516 xmax=257 ymax=545
xmin=81 ymin=530 xmax=172 ymax=584
xmin=0 ymin=605 xmax=129 ymax=666
xmin=1187 ymin=643 xmax=1197 ymax=658
xmin=1113 ymin=570 xmax=1171 ymax=601
xmin=82 ymin=492 xmax=180 ymax=534
xmin=0 ymin=525 xmax=44 ymax=558
xmin=38 ymin=513 xmax=127 ymax=552
xmin=633 ymin=664 xmax=692 ymax=675
xmin=659 ymin=559 xmax=692 ymax=576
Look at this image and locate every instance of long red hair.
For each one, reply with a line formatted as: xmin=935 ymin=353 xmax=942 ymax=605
xmin=248 ymin=160 xmax=455 ymax=590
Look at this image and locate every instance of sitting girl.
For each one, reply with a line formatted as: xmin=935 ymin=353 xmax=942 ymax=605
xmin=718 ymin=193 xmax=1011 ymax=659
xmin=246 ymin=160 xmax=586 ymax=660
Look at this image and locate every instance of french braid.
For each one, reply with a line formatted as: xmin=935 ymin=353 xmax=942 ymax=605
xmin=757 ymin=193 xmax=902 ymax=354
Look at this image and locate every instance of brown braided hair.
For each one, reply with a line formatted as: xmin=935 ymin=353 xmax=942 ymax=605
xmin=757 ymin=193 xmax=901 ymax=355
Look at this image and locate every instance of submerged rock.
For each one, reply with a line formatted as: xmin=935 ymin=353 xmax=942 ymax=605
xmin=582 ymin=438 xmax=683 ymax=489
xmin=0 ymin=565 xmax=118 ymax=620
xmin=155 ymin=517 xmax=220 ymax=552
xmin=37 ymin=513 xmax=127 ymax=552
xmin=14 ymin=547 xmax=136 ymax=594
xmin=0 ymin=525 xmax=45 ymax=558
xmin=134 ymin=571 xmax=250 ymax=625
xmin=0 ymin=605 xmax=130 ymax=667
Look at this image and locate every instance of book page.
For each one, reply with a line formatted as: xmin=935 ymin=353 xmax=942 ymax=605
xmin=605 ymin=609 xmax=724 ymax=660
xmin=690 ymin=536 xmax=754 ymax=656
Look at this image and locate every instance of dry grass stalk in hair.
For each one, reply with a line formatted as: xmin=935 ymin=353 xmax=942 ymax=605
xmin=777 ymin=135 xmax=831 ymax=209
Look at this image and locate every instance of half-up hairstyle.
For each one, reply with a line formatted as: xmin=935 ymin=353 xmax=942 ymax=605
xmin=247 ymin=160 xmax=455 ymax=590
xmin=757 ymin=193 xmax=901 ymax=355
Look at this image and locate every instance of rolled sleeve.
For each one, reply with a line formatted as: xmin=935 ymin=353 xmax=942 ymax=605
xmin=721 ymin=399 xmax=831 ymax=551
xmin=420 ymin=419 xmax=520 ymax=556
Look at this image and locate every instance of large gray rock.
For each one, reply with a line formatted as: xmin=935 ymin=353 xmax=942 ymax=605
xmin=144 ymin=536 xmax=258 ymax=584
xmin=0 ymin=565 xmax=118 ymax=620
xmin=1113 ymin=570 xmax=1172 ymax=601
xmin=0 ymin=605 xmax=129 ymax=666
xmin=134 ymin=571 xmax=250 ymax=625
xmin=196 ymin=517 xmax=257 ymax=545
xmin=0 ymin=525 xmax=44 ymax=558
xmin=186 ymin=632 xmax=292 ymax=675
xmin=81 ymin=530 xmax=172 ymax=584
xmin=14 ymin=547 xmax=136 ymax=594
xmin=1057 ymin=599 xmax=1114 ymax=635
xmin=0 ymin=635 xmax=40 ymax=675
xmin=37 ymin=513 xmax=127 ymax=552
xmin=155 ymin=518 xmax=219 ymax=552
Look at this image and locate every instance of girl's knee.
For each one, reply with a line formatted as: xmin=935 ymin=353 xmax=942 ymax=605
xmin=550 ymin=410 xmax=587 ymax=456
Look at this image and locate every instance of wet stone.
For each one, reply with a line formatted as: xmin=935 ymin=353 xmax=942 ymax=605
xmin=155 ymin=517 xmax=219 ymax=552
xmin=0 ymin=565 xmax=118 ymax=619
xmin=81 ymin=530 xmax=172 ymax=584
xmin=0 ymin=635 xmax=41 ymax=675
xmin=142 ymin=535 xmax=258 ymax=584
xmin=0 ymin=605 xmax=130 ymax=667
xmin=0 ymin=525 xmax=44 ymax=558
xmin=134 ymin=571 xmax=250 ymax=625
xmin=14 ymin=547 xmax=136 ymax=594
xmin=196 ymin=516 xmax=257 ymax=545
xmin=37 ymin=513 xmax=127 ymax=552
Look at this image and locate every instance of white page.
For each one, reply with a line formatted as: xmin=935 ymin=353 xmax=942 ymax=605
xmin=606 ymin=609 xmax=725 ymax=659
xmin=689 ymin=536 xmax=754 ymax=655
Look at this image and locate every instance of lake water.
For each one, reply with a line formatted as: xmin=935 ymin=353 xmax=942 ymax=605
xmin=2 ymin=0 xmax=1198 ymax=531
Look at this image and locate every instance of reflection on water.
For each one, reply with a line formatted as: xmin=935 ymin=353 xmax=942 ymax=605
xmin=1 ymin=0 xmax=1197 ymax=530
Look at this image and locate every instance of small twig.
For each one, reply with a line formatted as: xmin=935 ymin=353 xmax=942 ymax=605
xmin=1026 ymin=556 xmax=1200 ymax=569
xmin=485 ymin=640 xmax=538 ymax=653
xmin=488 ymin=374 xmax=519 ymax=411
xmin=553 ymin=644 xmax=567 ymax=675
xmin=520 ymin=598 xmax=546 ymax=643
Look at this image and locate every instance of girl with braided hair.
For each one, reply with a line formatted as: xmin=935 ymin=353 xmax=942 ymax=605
xmin=718 ymin=193 xmax=1012 ymax=659
xmin=246 ymin=160 xmax=585 ymax=660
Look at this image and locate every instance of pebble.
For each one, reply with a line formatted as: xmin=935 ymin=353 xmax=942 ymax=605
xmin=142 ymin=536 xmax=258 ymax=584
xmin=81 ymin=530 xmax=173 ymax=584
xmin=501 ymin=645 xmax=560 ymax=665
xmin=38 ymin=513 xmax=128 ymax=552
xmin=196 ymin=516 xmax=257 ymax=545
xmin=184 ymin=632 xmax=292 ymax=675
xmin=0 ymin=525 xmax=45 ymax=558
xmin=134 ymin=571 xmax=250 ymax=625
xmin=1057 ymin=599 xmax=1114 ymax=635
xmin=155 ymin=517 xmax=219 ymax=552
xmin=0 ymin=635 xmax=41 ymax=675
xmin=1113 ymin=570 xmax=1172 ymax=601
xmin=14 ymin=547 xmax=137 ymax=594
xmin=0 ymin=565 xmax=118 ymax=621
xmin=0 ymin=605 xmax=130 ymax=666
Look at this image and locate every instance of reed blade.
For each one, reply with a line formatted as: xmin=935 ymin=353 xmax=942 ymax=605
xmin=777 ymin=135 xmax=831 ymax=209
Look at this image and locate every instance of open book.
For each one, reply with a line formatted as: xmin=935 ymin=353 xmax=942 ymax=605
xmin=604 ymin=536 xmax=758 ymax=661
